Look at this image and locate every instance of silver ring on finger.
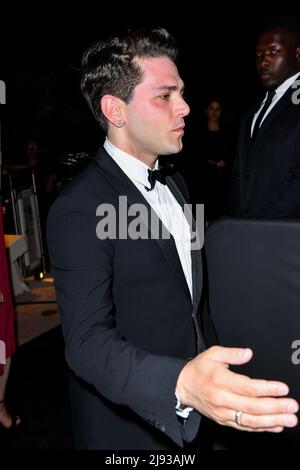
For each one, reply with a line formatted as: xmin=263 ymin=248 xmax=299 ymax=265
xmin=235 ymin=410 xmax=243 ymax=426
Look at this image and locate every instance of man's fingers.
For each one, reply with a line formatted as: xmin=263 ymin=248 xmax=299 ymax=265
xmin=206 ymin=346 xmax=254 ymax=366
xmin=223 ymin=368 xmax=290 ymax=397
xmin=204 ymin=347 xmax=291 ymax=398
xmin=212 ymin=388 xmax=299 ymax=416
xmin=238 ymin=412 xmax=298 ymax=429
xmin=231 ymin=424 xmax=284 ymax=433
xmin=213 ymin=408 xmax=297 ymax=432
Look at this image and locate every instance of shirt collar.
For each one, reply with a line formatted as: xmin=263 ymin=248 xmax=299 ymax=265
xmin=104 ymin=138 xmax=158 ymax=189
xmin=274 ymin=71 xmax=300 ymax=98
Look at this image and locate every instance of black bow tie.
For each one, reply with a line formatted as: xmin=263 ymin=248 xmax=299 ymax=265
xmin=146 ymin=163 xmax=176 ymax=191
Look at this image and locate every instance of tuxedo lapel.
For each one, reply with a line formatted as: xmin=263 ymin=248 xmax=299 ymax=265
xmin=250 ymin=84 xmax=296 ymax=145
xmin=94 ymin=147 xmax=192 ymax=301
xmin=166 ymin=177 xmax=203 ymax=308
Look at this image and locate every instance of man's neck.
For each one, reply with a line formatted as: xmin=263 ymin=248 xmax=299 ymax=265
xmin=105 ymin=137 xmax=158 ymax=169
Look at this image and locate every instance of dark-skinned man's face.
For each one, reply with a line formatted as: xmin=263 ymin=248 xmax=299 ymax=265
xmin=256 ymin=27 xmax=300 ymax=89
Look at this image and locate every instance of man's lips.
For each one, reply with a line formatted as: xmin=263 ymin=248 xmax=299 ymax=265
xmin=258 ymin=71 xmax=272 ymax=80
xmin=172 ymin=126 xmax=185 ymax=134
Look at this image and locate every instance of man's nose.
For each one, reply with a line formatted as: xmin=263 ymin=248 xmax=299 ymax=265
xmin=177 ymin=96 xmax=190 ymax=117
xmin=257 ymin=53 xmax=271 ymax=68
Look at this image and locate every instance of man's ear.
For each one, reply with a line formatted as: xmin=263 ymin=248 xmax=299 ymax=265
xmin=297 ymin=47 xmax=300 ymax=62
xmin=101 ymin=95 xmax=125 ymax=127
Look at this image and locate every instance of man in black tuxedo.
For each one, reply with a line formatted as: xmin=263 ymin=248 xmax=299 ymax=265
xmin=47 ymin=28 xmax=298 ymax=450
xmin=231 ymin=17 xmax=300 ymax=217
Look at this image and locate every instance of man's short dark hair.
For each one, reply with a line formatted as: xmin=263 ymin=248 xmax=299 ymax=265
xmin=80 ymin=28 xmax=178 ymax=131
xmin=259 ymin=16 xmax=300 ymax=47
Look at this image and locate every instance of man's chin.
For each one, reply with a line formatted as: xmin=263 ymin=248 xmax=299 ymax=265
xmin=157 ymin=137 xmax=184 ymax=156
xmin=158 ymin=146 xmax=181 ymax=156
xmin=171 ymin=138 xmax=184 ymax=154
xmin=260 ymin=78 xmax=277 ymax=90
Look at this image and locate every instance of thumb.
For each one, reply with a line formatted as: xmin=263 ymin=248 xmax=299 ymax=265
xmin=206 ymin=346 xmax=253 ymax=366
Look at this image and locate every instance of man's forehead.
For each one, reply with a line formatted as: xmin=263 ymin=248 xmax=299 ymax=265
xmin=137 ymin=56 xmax=183 ymax=89
xmin=138 ymin=56 xmax=176 ymax=75
xmin=257 ymin=28 xmax=295 ymax=47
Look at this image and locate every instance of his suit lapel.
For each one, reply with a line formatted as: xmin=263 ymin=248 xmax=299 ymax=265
xmin=94 ymin=148 xmax=192 ymax=301
xmin=250 ymin=84 xmax=296 ymax=146
xmin=166 ymin=178 xmax=203 ymax=308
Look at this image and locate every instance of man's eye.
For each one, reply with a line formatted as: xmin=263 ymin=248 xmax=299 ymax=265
xmin=271 ymin=48 xmax=280 ymax=55
xmin=160 ymin=94 xmax=170 ymax=100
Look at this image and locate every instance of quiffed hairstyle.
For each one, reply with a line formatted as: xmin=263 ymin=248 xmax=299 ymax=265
xmin=80 ymin=28 xmax=178 ymax=131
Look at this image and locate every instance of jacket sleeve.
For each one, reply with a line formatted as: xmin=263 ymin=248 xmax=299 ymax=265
xmin=47 ymin=191 xmax=200 ymax=447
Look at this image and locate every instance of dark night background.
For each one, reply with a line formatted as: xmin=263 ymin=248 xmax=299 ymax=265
xmin=1 ymin=7 xmax=300 ymax=167
xmin=1 ymin=6 xmax=300 ymax=452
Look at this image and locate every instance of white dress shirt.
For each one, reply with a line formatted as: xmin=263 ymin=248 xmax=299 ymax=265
xmin=251 ymin=71 xmax=300 ymax=136
xmin=104 ymin=138 xmax=193 ymax=300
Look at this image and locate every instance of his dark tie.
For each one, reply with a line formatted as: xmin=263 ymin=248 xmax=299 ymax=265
xmin=251 ymin=89 xmax=276 ymax=143
xmin=146 ymin=163 xmax=176 ymax=191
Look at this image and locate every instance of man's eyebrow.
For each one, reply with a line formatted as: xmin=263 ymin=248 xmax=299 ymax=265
xmin=257 ymin=42 xmax=282 ymax=49
xmin=154 ymin=84 xmax=185 ymax=92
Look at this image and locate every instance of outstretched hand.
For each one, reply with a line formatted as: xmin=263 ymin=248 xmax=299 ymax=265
xmin=176 ymin=346 xmax=299 ymax=432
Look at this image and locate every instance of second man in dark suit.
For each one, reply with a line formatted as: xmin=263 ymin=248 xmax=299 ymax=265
xmin=231 ymin=17 xmax=300 ymax=217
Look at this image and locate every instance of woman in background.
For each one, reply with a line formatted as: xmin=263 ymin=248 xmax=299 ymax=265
xmin=200 ymin=98 xmax=235 ymax=223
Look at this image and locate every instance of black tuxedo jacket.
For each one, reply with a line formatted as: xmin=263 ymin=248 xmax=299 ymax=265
xmin=231 ymin=77 xmax=300 ymax=217
xmin=47 ymin=146 xmax=205 ymax=450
